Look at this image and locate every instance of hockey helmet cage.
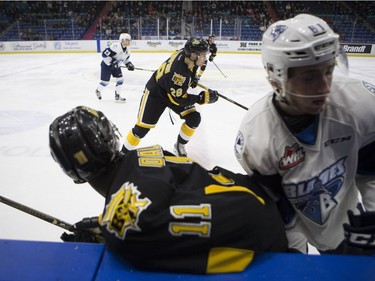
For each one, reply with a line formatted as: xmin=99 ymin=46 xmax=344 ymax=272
xmin=49 ymin=106 xmax=120 ymax=183
xmin=184 ymin=37 xmax=209 ymax=56
xmin=119 ymin=33 xmax=131 ymax=42
xmin=262 ymin=14 xmax=340 ymax=97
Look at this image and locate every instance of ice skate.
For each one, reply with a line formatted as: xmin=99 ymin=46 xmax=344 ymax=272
xmin=95 ymin=89 xmax=102 ymax=100
xmin=174 ymin=142 xmax=187 ymax=157
xmin=115 ymin=91 xmax=126 ymax=103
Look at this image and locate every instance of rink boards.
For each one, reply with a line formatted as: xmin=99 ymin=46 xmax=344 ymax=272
xmin=1 ymin=239 xmax=374 ymax=281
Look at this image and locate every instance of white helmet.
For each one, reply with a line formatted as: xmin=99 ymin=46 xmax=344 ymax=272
xmin=262 ymin=14 xmax=340 ymax=97
xmin=119 ymin=33 xmax=131 ymax=42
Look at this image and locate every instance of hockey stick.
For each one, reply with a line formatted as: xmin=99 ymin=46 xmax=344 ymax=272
xmin=212 ymin=61 xmax=227 ymax=78
xmin=0 ymin=195 xmax=74 ymax=231
xmin=197 ymin=83 xmax=248 ymax=111
xmin=135 ymin=67 xmax=155 ymax=72
xmin=0 ymin=195 xmax=102 ymax=239
xmin=121 ymin=66 xmax=155 ymax=72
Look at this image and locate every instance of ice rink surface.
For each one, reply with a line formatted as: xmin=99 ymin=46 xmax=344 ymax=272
xmin=0 ymin=51 xmax=374 ymax=254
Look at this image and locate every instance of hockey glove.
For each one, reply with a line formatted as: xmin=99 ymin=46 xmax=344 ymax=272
xmin=61 ymin=230 xmax=98 ymax=243
xmin=74 ymin=216 xmax=100 ymax=230
xmin=343 ymin=210 xmax=375 ymax=254
xmin=191 ymin=77 xmax=199 ymax=88
xmin=61 ymin=216 xmax=104 ymax=243
xmin=126 ymin=61 xmax=135 ymax=71
xmin=110 ymin=61 xmax=119 ymax=70
xmin=209 ymin=55 xmax=214 ymax=62
xmin=197 ymin=89 xmax=219 ymax=104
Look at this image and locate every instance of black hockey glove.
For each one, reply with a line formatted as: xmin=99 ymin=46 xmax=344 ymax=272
xmin=61 ymin=216 xmax=104 ymax=243
xmin=74 ymin=216 xmax=100 ymax=230
xmin=343 ymin=210 xmax=375 ymax=255
xmin=61 ymin=230 xmax=98 ymax=243
xmin=110 ymin=61 xmax=119 ymax=70
xmin=209 ymin=55 xmax=215 ymax=62
xmin=197 ymin=89 xmax=219 ymax=104
xmin=191 ymin=77 xmax=199 ymax=88
xmin=126 ymin=61 xmax=135 ymax=71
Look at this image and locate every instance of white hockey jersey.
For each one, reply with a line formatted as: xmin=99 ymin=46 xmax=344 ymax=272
xmin=235 ymin=76 xmax=375 ymax=251
xmin=102 ymin=42 xmax=131 ymax=67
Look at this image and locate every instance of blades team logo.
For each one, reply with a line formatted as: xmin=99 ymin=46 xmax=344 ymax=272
xmin=284 ymin=157 xmax=346 ymax=225
xmin=270 ymin=25 xmax=288 ymax=42
xmin=279 ymin=143 xmax=305 ymax=170
xmin=172 ymin=72 xmax=186 ymax=87
xmin=101 ymin=182 xmax=151 ymax=240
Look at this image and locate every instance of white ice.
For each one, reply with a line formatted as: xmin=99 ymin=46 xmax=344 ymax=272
xmin=0 ymin=51 xmax=374 ymax=255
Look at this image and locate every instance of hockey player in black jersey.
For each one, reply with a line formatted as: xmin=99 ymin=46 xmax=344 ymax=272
xmin=122 ymin=37 xmax=219 ymax=157
xmin=191 ymin=34 xmax=218 ymax=88
xmin=49 ymin=106 xmax=288 ymax=274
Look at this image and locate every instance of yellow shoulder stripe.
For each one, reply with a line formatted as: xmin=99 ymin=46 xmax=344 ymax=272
xmin=205 ymin=184 xmax=265 ymax=205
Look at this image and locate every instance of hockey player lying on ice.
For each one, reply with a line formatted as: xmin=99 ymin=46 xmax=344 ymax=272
xmin=49 ymin=105 xmax=288 ymax=274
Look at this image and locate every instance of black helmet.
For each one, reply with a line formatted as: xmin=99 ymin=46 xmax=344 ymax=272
xmin=209 ymin=34 xmax=215 ymax=39
xmin=49 ymin=106 xmax=120 ymax=183
xmin=184 ymin=37 xmax=209 ymax=56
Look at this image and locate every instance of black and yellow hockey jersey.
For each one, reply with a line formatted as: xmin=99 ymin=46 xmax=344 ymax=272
xmin=146 ymin=50 xmax=199 ymax=107
xmin=100 ymin=145 xmax=287 ymax=274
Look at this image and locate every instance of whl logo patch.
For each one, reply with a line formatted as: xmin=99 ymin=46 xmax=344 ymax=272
xmin=279 ymin=143 xmax=305 ymax=170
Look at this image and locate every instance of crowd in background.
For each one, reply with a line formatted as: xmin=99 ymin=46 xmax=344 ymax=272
xmin=0 ymin=1 xmax=374 ymax=42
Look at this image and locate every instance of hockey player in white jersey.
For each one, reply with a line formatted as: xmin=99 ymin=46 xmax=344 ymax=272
xmin=235 ymin=14 xmax=375 ymax=255
xmin=95 ymin=33 xmax=135 ymax=102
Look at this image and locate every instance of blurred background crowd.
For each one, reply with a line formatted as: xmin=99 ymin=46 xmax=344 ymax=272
xmin=0 ymin=1 xmax=374 ymax=43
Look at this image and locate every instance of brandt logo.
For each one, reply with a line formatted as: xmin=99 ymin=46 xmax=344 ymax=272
xmin=342 ymin=44 xmax=370 ymax=53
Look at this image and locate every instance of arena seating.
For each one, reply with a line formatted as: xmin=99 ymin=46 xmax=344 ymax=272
xmin=0 ymin=1 xmax=374 ymax=43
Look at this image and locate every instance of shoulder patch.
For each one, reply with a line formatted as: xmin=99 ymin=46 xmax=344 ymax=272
xmin=363 ymin=81 xmax=375 ymax=95
xmin=101 ymin=182 xmax=151 ymax=240
xmin=234 ymin=131 xmax=245 ymax=160
xmin=172 ymin=72 xmax=186 ymax=87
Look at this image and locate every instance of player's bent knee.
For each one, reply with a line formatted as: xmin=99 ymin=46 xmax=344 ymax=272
xmin=184 ymin=112 xmax=201 ymax=128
